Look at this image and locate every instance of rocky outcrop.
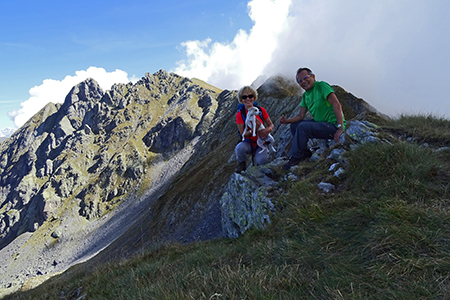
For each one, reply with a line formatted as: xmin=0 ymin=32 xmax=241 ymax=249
xmin=333 ymin=85 xmax=389 ymax=121
xmin=220 ymin=119 xmax=384 ymax=238
xmin=221 ymin=166 xmax=278 ymax=238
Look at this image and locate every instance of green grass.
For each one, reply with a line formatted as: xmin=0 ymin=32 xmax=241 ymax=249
xmin=5 ymin=114 xmax=450 ymax=299
xmin=380 ymin=113 xmax=450 ymax=146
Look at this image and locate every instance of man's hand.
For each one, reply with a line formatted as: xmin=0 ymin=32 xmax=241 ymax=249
xmin=280 ymin=108 xmax=307 ymax=124
xmin=334 ymin=128 xmax=343 ymax=143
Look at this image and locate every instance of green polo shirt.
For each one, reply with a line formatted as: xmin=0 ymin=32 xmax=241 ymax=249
xmin=300 ymin=81 xmax=346 ymax=128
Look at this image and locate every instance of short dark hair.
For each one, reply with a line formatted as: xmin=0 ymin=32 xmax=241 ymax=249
xmin=296 ymin=67 xmax=313 ymax=76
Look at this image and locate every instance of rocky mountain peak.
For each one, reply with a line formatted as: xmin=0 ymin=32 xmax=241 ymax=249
xmin=63 ymin=77 xmax=104 ymax=108
xmin=257 ymin=75 xmax=302 ymax=98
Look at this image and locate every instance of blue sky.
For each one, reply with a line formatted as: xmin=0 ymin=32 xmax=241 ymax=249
xmin=1 ymin=0 xmax=450 ymax=134
xmin=0 ymin=0 xmax=251 ymax=130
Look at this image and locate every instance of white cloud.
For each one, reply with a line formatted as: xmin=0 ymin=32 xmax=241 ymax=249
xmin=173 ymin=0 xmax=450 ymax=118
xmin=174 ymin=0 xmax=292 ymax=89
xmin=8 ymin=67 xmax=132 ymax=128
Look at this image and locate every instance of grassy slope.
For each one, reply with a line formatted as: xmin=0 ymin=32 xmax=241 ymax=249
xmin=5 ymin=114 xmax=450 ymax=300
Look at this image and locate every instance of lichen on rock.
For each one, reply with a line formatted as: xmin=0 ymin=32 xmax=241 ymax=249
xmin=220 ymin=169 xmax=276 ymax=239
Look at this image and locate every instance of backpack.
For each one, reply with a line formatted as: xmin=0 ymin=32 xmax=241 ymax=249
xmin=237 ymin=101 xmax=264 ymax=142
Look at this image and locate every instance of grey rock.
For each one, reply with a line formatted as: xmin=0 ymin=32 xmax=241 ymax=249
xmin=220 ymin=171 xmax=274 ymax=239
xmin=345 ymin=120 xmax=381 ymax=144
xmin=318 ymin=182 xmax=335 ymax=193
xmin=334 ymin=167 xmax=346 ymax=178
xmin=51 ymin=229 xmax=61 ymax=239
xmin=327 ymin=148 xmax=347 ymax=161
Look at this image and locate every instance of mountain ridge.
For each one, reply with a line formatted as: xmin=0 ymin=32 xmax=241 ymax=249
xmin=0 ymin=69 xmax=386 ymax=296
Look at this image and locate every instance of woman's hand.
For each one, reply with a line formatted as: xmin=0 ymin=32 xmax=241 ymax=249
xmin=244 ymin=128 xmax=253 ymax=138
xmin=258 ymin=128 xmax=271 ymax=139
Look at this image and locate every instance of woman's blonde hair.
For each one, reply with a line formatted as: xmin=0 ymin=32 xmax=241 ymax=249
xmin=237 ymin=86 xmax=258 ymax=103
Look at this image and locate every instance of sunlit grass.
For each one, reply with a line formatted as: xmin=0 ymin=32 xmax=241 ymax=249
xmin=381 ymin=113 xmax=450 ymax=146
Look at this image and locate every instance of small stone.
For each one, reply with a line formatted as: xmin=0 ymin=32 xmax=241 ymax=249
xmin=51 ymin=229 xmax=61 ymax=239
xmin=318 ymin=182 xmax=335 ymax=193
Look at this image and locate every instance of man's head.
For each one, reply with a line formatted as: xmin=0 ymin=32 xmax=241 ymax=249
xmin=296 ymin=67 xmax=315 ymax=91
xmin=238 ymin=85 xmax=258 ymax=104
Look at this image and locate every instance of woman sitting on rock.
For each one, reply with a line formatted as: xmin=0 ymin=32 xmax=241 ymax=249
xmin=235 ymin=85 xmax=274 ymax=173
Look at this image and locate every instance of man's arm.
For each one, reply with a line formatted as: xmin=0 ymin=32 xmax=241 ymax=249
xmin=327 ymin=92 xmax=344 ymax=142
xmin=280 ymin=106 xmax=307 ymax=124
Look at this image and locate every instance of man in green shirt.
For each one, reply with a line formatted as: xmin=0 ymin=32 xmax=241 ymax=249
xmin=280 ymin=67 xmax=346 ymax=170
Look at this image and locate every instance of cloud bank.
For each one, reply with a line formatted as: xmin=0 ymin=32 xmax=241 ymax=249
xmin=174 ymin=0 xmax=450 ymax=118
xmin=8 ymin=67 xmax=133 ymax=128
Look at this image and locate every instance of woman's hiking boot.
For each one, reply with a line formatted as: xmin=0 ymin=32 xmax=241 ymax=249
xmin=235 ymin=161 xmax=246 ymax=173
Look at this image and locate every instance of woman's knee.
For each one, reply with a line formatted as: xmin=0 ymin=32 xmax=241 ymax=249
xmin=236 ymin=142 xmax=250 ymax=152
xmin=254 ymin=149 xmax=269 ymax=165
xmin=235 ymin=142 xmax=251 ymax=161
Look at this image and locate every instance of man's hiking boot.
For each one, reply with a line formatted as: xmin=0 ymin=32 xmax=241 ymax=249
xmin=282 ymin=157 xmax=303 ymax=170
xmin=282 ymin=151 xmax=312 ymax=170
xmin=235 ymin=161 xmax=246 ymax=174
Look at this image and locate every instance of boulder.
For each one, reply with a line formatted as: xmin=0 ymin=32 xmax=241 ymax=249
xmin=220 ymin=170 xmax=276 ymax=239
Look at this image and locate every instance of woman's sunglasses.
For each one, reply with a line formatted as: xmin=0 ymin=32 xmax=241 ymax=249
xmin=241 ymin=94 xmax=254 ymax=100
